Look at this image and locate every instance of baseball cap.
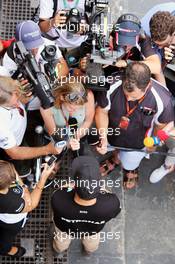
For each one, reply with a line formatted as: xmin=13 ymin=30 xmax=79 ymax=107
xmin=114 ymin=14 xmax=141 ymax=46
xmin=15 ymin=20 xmax=44 ymax=50
xmin=72 ymin=156 xmax=101 ymax=200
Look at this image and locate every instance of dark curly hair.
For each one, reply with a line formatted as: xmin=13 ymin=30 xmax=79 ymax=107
xmin=150 ymin=11 xmax=175 ymax=42
xmin=122 ymin=62 xmax=151 ymax=92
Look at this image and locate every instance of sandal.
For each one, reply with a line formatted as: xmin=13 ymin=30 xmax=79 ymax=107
xmin=100 ymin=156 xmax=120 ymax=177
xmin=2 ymin=246 xmax=26 ymax=258
xmin=123 ymin=168 xmax=139 ymax=189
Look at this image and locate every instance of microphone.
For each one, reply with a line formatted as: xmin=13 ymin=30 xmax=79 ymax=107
xmin=144 ymin=136 xmax=161 ymax=148
xmin=144 ymin=130 xmax=175 ymax=148
xmin=68 ymin=117 xmax=78 ymax=138
xmin=68 ymin=117 xmax=79 ymax=156
xmin=35 ymin=126 xmax=44 ymax=182
xmin=157 ymin=130 xmax=175 ymax=149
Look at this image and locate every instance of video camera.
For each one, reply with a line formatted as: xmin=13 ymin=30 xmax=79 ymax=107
xmin=41 ymin=45 xmax=59 ymax=86
xmin=65 ymin=0 xmax=126 ymax=67
xmin=64 ymin=8 xmax=82 ymax=34
xmin=13 ymin=41 xmax=55 ymax=109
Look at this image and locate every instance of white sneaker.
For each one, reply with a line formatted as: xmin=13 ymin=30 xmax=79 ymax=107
xmin=149 ymin=165 xmax=174 ymax=184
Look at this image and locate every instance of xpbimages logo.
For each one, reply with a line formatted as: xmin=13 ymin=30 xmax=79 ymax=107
xmin=54 ymin=230 xmax=121 ymax=243
xmin=53 ymin=178 xmax=121 ymax=190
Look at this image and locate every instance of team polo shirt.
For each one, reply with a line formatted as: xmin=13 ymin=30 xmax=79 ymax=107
xmin=0 ymin=103 xmax=27 ymax=149
xmin=96 ymin=77 xmax=174 ymax=149
xmin=0 ymin=184 xmax=27 ymax=224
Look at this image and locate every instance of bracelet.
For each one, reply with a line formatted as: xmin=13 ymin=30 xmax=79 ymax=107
xmin=36 ymin=184 xmax=44 ymax=191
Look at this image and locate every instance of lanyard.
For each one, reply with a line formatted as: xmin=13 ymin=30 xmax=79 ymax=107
xmin=125 ymin=93 xmax=146 ymax=118
xmin=61 ymin=105 xmax=69 ymax=127
xmin=63 ymin=0 xmax=80 ymax=9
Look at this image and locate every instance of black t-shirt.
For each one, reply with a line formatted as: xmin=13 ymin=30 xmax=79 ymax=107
xmin=51 ymin=189 xmax=121 ymax=236
xmin=96 ymin=78 xmax=174 ymax=149
xmin=0 ymin=185 xmax=25 ymax=214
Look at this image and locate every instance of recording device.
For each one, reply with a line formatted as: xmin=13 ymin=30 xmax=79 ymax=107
xmin=50 ymin=127 xmax=69 ymax=149
xmin=64 ymin=8 xmax=82 ymax=34
xmin=157 ymin=130 xmax=175 ymax=149
xmin=68 ymin=117 xmax=78 ymax=137
xmin=13 ymin=41 xmax=55 ymax=109
xmin=34 ymin=126 xmax=44 ymax=182
xmin=169 ymin=44 xmax=175 ymax=64
xmin=41 ymin=45 xmax=59 ymax=85
xmin=143 ymin=130 xmax=175 ymax=148
xmin=65 ymin=0 xmax=126 ymax=67
xmin=47 ymin=155 xmax=57 ymax=167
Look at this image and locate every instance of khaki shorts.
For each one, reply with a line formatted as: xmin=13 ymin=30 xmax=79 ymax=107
xmin=53 ymin=224 xmax=100 ymax=253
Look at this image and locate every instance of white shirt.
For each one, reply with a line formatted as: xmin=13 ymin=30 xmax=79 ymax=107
xmin=0 ymin=66 xmax=10 ymax=76
xmin=0 ymin=102 xmax=27 ymax=149
xmin=141 ymin=2 xmax=175 ymax=36
xmin=3 ymin=38 xmax=62 ymax=110
xmin=39 ymin=0 xmax=87 ymax=48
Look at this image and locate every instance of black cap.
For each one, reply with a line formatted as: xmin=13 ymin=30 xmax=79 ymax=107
xmin=72 ymin=156 xmax=101 ymax=200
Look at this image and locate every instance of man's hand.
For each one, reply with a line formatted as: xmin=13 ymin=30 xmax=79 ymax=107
xmin=79 ymin=54 xmax=90 ymax=72
xmin=146 ymin=146 xmax=157 ymax=153
xmin=46 ymin=142 xmax=64 ymax=155
xmin=115 ymin=60 xmax=127 ymax=68
xmin=96 ymin=137 xmax=108 ymax=155
xmin=69 ymin=138 xmax=80 ymax=151
xmin=40 ymin=163 xmax=56 ymax=180
xmin=52 ymin=10 xmax=67 ymax=28
xmin=164 ymin=45 xmax=175 ymax=62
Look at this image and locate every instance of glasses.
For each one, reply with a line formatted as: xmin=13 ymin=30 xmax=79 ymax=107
xmin=64 ymin=90 xmax=87 ymax=103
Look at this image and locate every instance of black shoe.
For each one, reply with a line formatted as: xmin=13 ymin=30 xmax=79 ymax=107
xmin=2 ymin=246 xmax=26 ymax=258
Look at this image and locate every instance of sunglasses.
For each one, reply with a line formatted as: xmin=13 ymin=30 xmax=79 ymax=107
xmin=65 ymin=90 xmax=87 ymax=103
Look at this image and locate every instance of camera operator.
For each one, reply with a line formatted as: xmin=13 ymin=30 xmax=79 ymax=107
xmin=104 ymin=14 xmax=164 ymax=86
xmin=3 ymin=20 xmax=69 ymax=92
xmin=39 ymin=0 xmax=89 ymax=74
xmin=0 ymin=77 xmax=64 ymax=177
xmin=2 ymin=20 xmax=69 ymax=146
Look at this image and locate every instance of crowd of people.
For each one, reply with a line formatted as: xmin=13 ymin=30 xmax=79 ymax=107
xmin=0 ymin=0 xmax=175 ymax=259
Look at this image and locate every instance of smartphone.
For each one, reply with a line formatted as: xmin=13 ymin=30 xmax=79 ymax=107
xmin=47 ymin=155 xmax=57 ymax=167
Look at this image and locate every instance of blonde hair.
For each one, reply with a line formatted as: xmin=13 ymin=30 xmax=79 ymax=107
xmin=0 ymin=77 xmax=21 ymax=105
xmin=0 ymin=160 xmax=17 ymax=190
xmin=53 ymin=81 xmax=87 ymax=108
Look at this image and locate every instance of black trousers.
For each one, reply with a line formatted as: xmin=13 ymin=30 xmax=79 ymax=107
xmin=0 ymin=219 xmax=24 ymax=255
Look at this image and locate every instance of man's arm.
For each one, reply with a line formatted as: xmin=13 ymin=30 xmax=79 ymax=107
xmin=5 ymin=143 xmax=62 ymax=160
xmin=95 ymin=106 xmax=109 ymax=155
xmin=56 ymin=57 xmax=69 ymax=79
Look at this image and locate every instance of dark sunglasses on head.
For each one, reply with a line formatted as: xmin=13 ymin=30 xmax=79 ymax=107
xmin=65 ymin=90 xmax=87 ymax=103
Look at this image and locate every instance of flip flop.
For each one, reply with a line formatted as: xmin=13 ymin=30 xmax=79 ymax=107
xmin=100 ymin=157 xmax=120 ymax=177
